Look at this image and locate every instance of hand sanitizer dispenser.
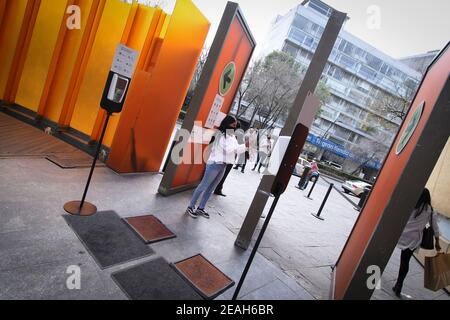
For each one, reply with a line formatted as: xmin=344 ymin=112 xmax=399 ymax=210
xmin=107 ymin=74 xmax=129 ymax=104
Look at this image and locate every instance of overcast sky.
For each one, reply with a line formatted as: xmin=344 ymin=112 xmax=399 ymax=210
xmin=151 ymin=0 xmax=450 ymax=59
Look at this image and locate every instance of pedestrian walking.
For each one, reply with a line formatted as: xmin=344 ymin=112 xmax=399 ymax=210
xmin=252 ymin=135 xmax=273 ymax=173
xmin=300 ymin=160 xmax=319 ymax=190
xmin=393 ymin=188 xmax=441 ymax=297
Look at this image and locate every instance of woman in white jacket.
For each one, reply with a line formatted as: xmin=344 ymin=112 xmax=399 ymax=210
xmin=186 ymin=115 xmax=247 ymax=219
xmin=393 ymin=188 xmax=441 ymax=297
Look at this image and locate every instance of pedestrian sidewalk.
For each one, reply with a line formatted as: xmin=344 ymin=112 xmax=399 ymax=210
xmin=1 ymin=112 xmax=448 ymax=300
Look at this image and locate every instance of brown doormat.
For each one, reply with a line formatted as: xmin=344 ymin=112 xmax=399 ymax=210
xmin=172 ymin=254 xmax=235 ymax=300
xmin=46 ymin=153 xmax=106 ymax=169
xmin=123 ymin=215 xmax=176 ymax=244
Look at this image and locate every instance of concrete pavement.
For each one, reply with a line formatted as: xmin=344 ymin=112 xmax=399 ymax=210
xmin=1 ymin=113 xmax=449 ymax=300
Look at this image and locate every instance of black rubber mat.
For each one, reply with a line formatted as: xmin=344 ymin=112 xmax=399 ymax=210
xmin=111 ymin=257 xmax=203 ymax=300
xmin=63 ymin=211 xmax=154 ymax=269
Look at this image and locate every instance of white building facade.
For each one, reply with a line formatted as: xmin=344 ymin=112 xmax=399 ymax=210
xmin=257 ymin=0 xmax=423 ymax=177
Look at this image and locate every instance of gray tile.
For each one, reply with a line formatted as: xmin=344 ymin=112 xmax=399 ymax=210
xmin=241 ymin=279 xmax=299 ymax=300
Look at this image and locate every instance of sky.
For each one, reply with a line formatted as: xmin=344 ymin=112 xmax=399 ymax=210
xmin=151 ymin=0 xmax=450 ymax=59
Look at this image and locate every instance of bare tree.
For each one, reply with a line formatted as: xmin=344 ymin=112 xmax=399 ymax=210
xmin=140 ymin=0 xmax=167 ymax=8
xmin=234 ymin=59 xmax=266 ymax=119
xmin=370 ymin=82 xmax=416 ymax=123
xmin=349 ymin=136 xmax=387 ymax=176
xmin=188 ymin=46 xmax=210 ymax=94
xmin=233 ymin=51 xmax=331 ymax=132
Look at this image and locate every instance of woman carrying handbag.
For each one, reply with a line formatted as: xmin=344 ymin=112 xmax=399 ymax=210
xmin=393 ymin=188 xmax=441 ymax=297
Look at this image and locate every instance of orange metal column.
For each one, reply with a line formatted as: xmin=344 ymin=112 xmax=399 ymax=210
xmin=107 ymin=0 xmax=210 ymax=173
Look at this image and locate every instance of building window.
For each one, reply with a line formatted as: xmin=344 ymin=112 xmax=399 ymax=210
xmin=358 ymin=65 xmax=377 ymax=81
xmin=292 ymin=15 xmax=309 ymax=30
xmin=304 ymin=35 xmax=314 ymax=48
xmin=308 ymin=0 xmax=332 ymax=17
xmin=338 ymin=54 xmax=357 ymax=70
xmin=365 ymin=53 xmax=383 ymax=71
xmin=282 ymin=42 xmax=299 ymax=58
xmin=288 ymin=28 xmax=306 ymax=45
xmin=380 ymin=63 xmax=393 ymax=77
xmin=348 ymin=132 xmax=357 ymax=143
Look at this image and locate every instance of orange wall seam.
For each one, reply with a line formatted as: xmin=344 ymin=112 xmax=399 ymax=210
xmin=58 ymin=0 xmax=106 ymax=128
xmin=90 ymin=4 xmax=161 ymax=147
xmin=68 ymin=0 xmax=132 ymax=137
xmin=15 ymin=0 xmax=69 ymax=112
xmin=3 ymin=0 xmax=41 ymax=103
xmin=36 ymin=0 xmax=75 ymax=118
xmin=0 ymin=0 xmax=29 ymax=99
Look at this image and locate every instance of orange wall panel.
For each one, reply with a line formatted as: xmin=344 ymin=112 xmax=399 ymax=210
xmin=108 ymin=0 xmax=210 ymax=173
xmin=69 ymin=0 xmax=131 ymax=136
xmin=102 ymin=5 xmax=160 ymax=147
xmin=15 ymin=0 xmax=68 ymax=112
xmin=42 ymin=0 xmax=97 ymax=123
xmin=0 ymin=0 xmax=29 ymax=99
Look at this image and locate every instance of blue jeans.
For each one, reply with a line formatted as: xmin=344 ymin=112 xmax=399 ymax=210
xmin=189 ymin=163 xmax=227 ymax=210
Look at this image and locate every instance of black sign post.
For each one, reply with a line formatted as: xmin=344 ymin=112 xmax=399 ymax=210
xmin=64 ymin=44 xmax=138 ymax=216
xmin=232 ymin=123 xmax=309 ymax=300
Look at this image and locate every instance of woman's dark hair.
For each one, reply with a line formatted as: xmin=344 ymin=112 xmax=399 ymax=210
xmin=415 ymin=188 xmax=432 ymax=217
xmin=218 ymin=115 xmax=237 ymax=134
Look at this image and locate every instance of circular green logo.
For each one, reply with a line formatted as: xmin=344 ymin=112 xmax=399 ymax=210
xmin=219 ymin=62 xmax=236 ymax=97
xmin=396 ymin=101 xmax=425 ymax=155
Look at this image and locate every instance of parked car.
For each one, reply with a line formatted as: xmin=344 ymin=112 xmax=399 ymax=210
xmin=293 ymin=158 xmax=311 ymax=177
xmin=322 ymin=160 xmax=343 ymax=171
xmin=342 ymin=180 xmax=372 ymax=197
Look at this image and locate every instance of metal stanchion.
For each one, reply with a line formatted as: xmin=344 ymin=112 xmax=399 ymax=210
xmin=63 ymin=112 xmax=112 ymax=216
xmin=311 ymin=183 xmax=333 ymax=221
xmin=305 ymin=176 xmax=318 ymax=200
xmin=232 ymin=194 xmax=280 ymax=300
xmin=354 ymin=187 xmax=370 ymax=211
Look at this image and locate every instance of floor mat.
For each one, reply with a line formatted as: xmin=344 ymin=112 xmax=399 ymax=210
xmin=172 ymin=254 xmax=235 ymax=300
xmin=46 ymin=153 xmax=106 ymax=169
xmin=111 ymin=257 xmax=203 ymax=300
xmin=63 ymin=211 xmax=154 ymax=269
xmin=124 ymin=215 xmax=176 ymax=244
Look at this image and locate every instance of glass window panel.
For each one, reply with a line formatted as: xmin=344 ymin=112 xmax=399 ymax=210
xmin=282 ymin=42 xmax=299 ymax=58
xmin=366 ymin=53 xmax=383 ymax=71
xmin=358 ymin=65 xmax=376 ymax=80
xmin=339 ymin=54 xmax=356 ymax=69
xmin=304 ymin=35 xmax=314 ymax=47
xmin=343 ymin=42 xmax=355 ymax=56
xmin=288 ymin=28 xmax=306 ymax=44
xmin=292 ymin=15 xmax=308 ymax=30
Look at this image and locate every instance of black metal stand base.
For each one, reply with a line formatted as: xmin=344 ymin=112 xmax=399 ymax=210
xmin=64 ymin=201 xmax=97 ymax=216
xmin=63 ymin=112 xmax=111 ymax=218
xmin=305 ymin=196 xmax=313 ymax=200
xmin=311 ymin=213 xmax=324 ymax=221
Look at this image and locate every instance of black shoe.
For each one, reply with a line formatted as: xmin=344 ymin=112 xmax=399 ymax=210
xmin=241 ymin=170 xmax=245 ymax=173
xmin=186 ymin=207 xmax=198 ymax=219
xmin=196 ymin=208 xmax=210 ymax=219
xmin=233 ymin=166 xmax=239 ymax=170
xmin=392 ymin=284 xmax=402 ymax=298
xmin=214 ymin=191 xmax=226 ymax=197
